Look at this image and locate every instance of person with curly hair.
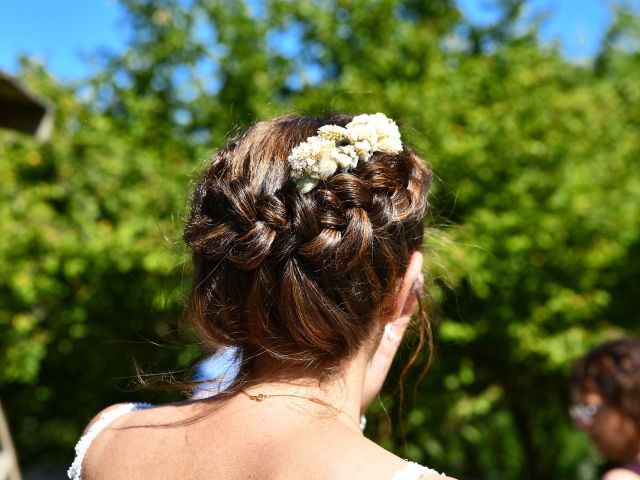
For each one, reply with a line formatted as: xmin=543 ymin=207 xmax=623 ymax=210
xmin=68 ymin=113 xmax=455 ymax=480
xmin=571 ymin=337 xmax=640 ymax=480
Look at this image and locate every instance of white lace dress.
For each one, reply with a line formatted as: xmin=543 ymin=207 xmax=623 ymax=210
xmin=68 ymin=403 xmax=445 ymax=480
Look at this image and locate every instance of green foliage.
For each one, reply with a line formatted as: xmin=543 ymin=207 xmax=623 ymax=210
xmin=1 ymin=1 xmax=639 ymax=478
xmin=0 ymin=60 xmax=195 ymax=460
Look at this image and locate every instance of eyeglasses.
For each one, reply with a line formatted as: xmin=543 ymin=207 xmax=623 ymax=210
xmin=569 ymin=403 xmax=600 ymax=426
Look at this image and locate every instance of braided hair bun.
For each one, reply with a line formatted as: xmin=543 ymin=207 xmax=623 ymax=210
xmin=183 ymin=114 xmax=431 ymax=377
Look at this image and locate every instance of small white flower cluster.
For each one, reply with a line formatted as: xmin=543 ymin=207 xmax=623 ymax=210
xmin=288 ymin=113 xmax=403 ymax=193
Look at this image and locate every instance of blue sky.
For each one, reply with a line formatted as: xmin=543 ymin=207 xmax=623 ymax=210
xmin=0 ymin=0 xmax=627 ymax=81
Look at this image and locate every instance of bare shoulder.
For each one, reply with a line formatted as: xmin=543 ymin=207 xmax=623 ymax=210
xmin=603 ymin=469 xmax=640 ymax=480
xmin=82 ymin=403 xmax=131 ymax=434
xmin=305 ymin=432 xmax=452 ymax=480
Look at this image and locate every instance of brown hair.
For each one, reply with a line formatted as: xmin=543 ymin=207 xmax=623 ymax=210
xmin=182 ymin=114 xmax=431 ymax=385
xmin=571 ymin=337 xmax=640 ymax=426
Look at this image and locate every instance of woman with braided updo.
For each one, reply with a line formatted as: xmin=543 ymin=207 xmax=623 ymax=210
xmin=571 ymin=338 xmax=640 ymax=480
xmin=69 ymin=113 xmax=454 ymax=480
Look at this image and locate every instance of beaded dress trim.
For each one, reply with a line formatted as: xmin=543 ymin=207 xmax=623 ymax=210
xmin=68 ymin=402 xmax=153 ymax=480
xmin=392 ymin=461 xmax=445 ymax=479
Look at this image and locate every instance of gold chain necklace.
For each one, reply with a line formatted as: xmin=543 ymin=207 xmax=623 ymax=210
xmin=240 ymin=389 xmax=364 ymax=434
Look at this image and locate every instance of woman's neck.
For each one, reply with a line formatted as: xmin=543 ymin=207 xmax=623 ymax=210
xmin=245 ymin=347 xmax=370 ymax=424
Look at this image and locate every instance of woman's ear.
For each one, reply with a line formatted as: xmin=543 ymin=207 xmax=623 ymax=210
xmin=391 ymin=251 xmax=424 ymax=326
xmin=360 ymin=251 xmax=424 ymax=412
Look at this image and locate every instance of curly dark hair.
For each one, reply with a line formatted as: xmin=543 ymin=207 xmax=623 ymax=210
xmin=182 ymin=114 xmax=432 ymax=383
xmin=571 ymin=337 xmax=640 ymax=426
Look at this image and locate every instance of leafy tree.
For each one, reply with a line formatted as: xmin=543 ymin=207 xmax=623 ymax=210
xmin=0 ymin=59 xmax=194 ymax=460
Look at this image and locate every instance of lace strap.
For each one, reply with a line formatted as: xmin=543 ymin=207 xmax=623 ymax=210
xmin=67 ymin=403 xmax=152 ymax=480
xmin=392 ymin=461 xmax=445 ymax=480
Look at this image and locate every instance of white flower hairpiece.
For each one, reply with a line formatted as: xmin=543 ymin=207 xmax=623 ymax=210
xmin=287 ymin=113 xmax=403 ymax=193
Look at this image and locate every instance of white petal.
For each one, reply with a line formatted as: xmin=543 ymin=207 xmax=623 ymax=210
xmin=318 ymin=125 xmax=348 ymax=141
xmin=317 ymin=156 xmax=338 ymax=178
xmin=297 ymin=177 xmax=319 ymax=193
xmin=334 ymin=152 xmax=354 ymax=169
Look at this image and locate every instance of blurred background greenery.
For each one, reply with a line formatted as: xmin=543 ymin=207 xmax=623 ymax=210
xmin=1 ymin=0 xmax=639 ymax=478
